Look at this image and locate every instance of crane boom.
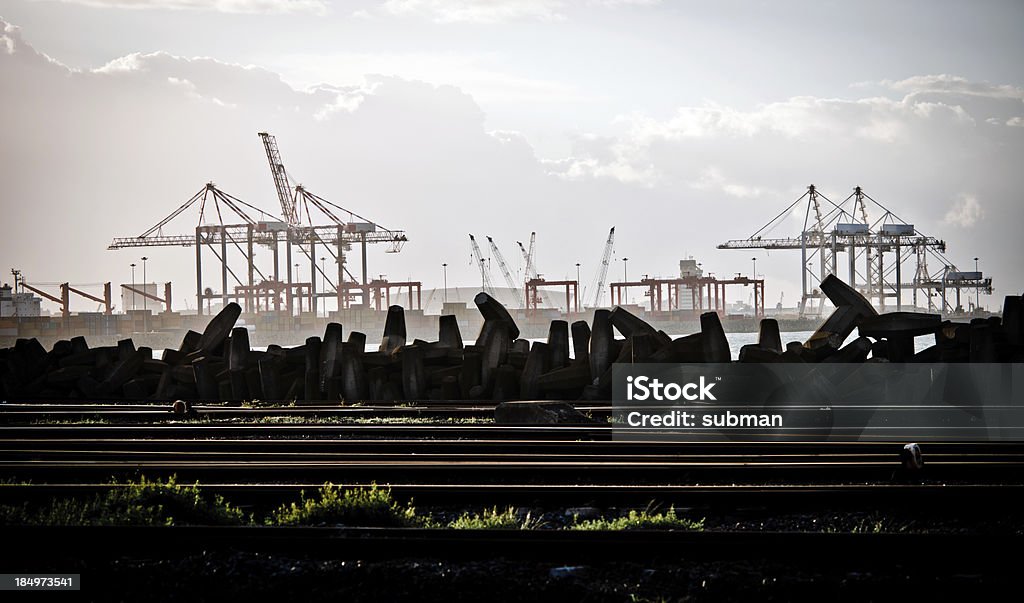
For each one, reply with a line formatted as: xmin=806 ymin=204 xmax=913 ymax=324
xmin=525 ymin=232 xmax=538 ymax=279
xmin=468 ymin=235 xmax=495 ymax=296
xmin=486 ymin=236 xmax=524 ymax=307
xmin=588 ymin=226 xmax=615 ymax=308
xmin=258 ymin=132 xmax=298 ymax=226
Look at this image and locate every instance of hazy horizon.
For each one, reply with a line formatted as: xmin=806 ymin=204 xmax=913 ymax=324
xmin=1 ymin=1 xmax=1022 ymax=314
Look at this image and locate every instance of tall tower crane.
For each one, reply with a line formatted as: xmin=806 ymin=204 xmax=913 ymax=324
xmin=486 ymin=236 xmax=524 ymax=307
xmin=587 ymin=227 xmax=615 ymax=308
xmin=258 ymin=132 xmax=299 ymax=226
xmin=517 ymin=232 xmax=538 ymax=280
xmin=468 ymin=235 xmax=495 ymax=296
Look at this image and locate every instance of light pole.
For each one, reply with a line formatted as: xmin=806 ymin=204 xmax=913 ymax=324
xmin=130 ymin=263 xmax=136 ymax=312
xmin=295 ymin=263 xmax=301 ymax=313
xmin=622 ymin=257 xmax=629 ymax=305
xmin=141 ymin=257 xmax=148 ymax=312
xmin=752 ymin=257 xmax=757 ymax=279
xmin=575 ymin=262 xmax=581 ymax=314
xmin=320 ymin=257 xmax=326 ymax=318
xmin=974 ymin=257 xmax=980 ymax=311
xmin=141 ymin=257 xmax=149 ymax=331
xmin=442 ymin=263 xmax=448 ymax=304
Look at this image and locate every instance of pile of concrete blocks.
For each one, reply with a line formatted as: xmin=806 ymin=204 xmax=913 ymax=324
xmin=1 ymin=278 xmax=1021 ymax=403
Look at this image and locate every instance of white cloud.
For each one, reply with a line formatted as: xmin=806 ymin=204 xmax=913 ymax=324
xmin=690 ymin=167 xmax=765 ymax=199
xmin=313 ymin=82 xmax=379 ymax=120
xmin=592 ymin=0 xmax=660 ymax=5
xmin=382 ymin=0 xmax=566 ymax=23
xmin=613 ymin=95 xmax=973 ymax=144
xmin=1 ymin=19 xmax=68 ymax=67
xmin=379 ymin=0 xmax=660 ymax=23
xmin=944 ymin=194 xmax=983 ymax=228
xmin=547 ymin=85 xmax=989 ymax=189
xmin=45 ymin=0 xmax=327 ymax=15
xmin=881 ymin=74 xmax=1024 ymax=101
xmin=271 ymin=51 xmax=589 ymax=105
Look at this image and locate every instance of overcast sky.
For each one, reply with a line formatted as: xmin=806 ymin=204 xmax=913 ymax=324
xmin=1 ymin=0 xmax=1022 ymax=313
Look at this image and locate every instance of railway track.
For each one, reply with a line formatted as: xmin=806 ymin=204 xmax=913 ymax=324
xmin=4 ymin=419 xmax=1024 ymax=483
xmin=2 ymin=405 xmax=1022 ymax=601
xmin=0 ymin=403 xmax=515 ymax=422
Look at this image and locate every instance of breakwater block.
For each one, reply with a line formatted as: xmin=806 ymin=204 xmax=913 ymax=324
xmin=494 ymin=401 xmax=595 ymax=424
xmin=2 ymin=275 xmax=1022 ymax=403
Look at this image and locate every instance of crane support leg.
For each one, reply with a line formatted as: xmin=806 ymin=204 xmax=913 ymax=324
xmin=220 ymin=226 xmax=229 ymax=310
xmin=195 ymin=227 xmax=203 ymax=316
xmin=247 ymin=225 xmax=254 ymax=313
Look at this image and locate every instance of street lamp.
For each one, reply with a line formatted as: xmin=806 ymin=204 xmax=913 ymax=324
xmin=622 ymin=257 xmax=629 ymax=305
xmin=141 ymin=256 xmax=149 ymax=332
xmin=295 ymin=264 xmax=301 ymax=313
xmin=141 ymin=257 xmax=148 ymax=312
xmin=974 ymin=257 xmax=980 ymax=311
xmin=442 ymin=263 xmax=448 ymax=304
xmin=130 ymin=263 xmax=136 ymax=311
xmin=575 ymin=262 xmax=581 ymax=315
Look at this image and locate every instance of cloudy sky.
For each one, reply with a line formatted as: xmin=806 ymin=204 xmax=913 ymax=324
xmin=1 ymin=0 xmax=1022 ymax=313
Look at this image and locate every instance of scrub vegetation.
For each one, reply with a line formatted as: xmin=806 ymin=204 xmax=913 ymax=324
xmin=447 ymin=507 xmax=540 ymax=530
xmin=571 ymin=507 xmax=704 ymax=531
xmin=0 ymin=476 xmax=246 ymax=526
xmin=268 ymin=483 xmax=425 ymax=527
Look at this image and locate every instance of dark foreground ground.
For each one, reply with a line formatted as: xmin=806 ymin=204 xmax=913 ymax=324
xmin=4 ymin=552 xmax=1010 ymax=602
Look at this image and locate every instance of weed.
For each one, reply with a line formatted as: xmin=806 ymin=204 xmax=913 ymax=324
xmin=268 ymin=483 xmax=424 ymax=527
xmin=447 ymin=507 xmax=540 ymax=530
xmin=571 ymin=507 xmax=704 ymax=531
xmin=0 ymin=476 xmax=247 ymax=526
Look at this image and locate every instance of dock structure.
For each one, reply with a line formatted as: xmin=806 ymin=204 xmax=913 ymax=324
xmin=718 ymin=185 xmax=992 ymax=316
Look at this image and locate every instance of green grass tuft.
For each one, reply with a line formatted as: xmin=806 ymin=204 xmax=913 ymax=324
xmin=447 ymin=507 xmax=540 ymax=530
xmin=0 ymin=476 xmax=247 ymax=526
xmin=571 ymin=507 xmax=704 ymax=531
xmin=268 ymin=483 xmax=424 ymax=527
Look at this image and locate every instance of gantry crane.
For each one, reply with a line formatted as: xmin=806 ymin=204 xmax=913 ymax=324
xmin=468 ymin=235 xmax=495 ymax=296
xmin=256 ymin=132 xmax=408 ymax=296
xmin=486 ymin=236 xmax=524 ymax=307
xmin=717 ymin=185 xmax=991 ymax=316
xmin=587 ymin=227 xmax=615 ymax=308
xmin=108 ymin=132 xmax=409 ymax=315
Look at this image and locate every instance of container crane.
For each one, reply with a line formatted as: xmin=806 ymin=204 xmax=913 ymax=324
xmin=486 ymin=236 xmax=524 ymax=307
xmin=258 ymin=132 xmax=299 ymax=226
xmin=468 ymin=235 xmax=495 ymax=296
xmin=716 ymin=185 xmax=988 ymax=316
xmin=256 ymin=131 xmax=408 ymax=311
xmin=587 ymin=227 xmax=615 ymax=308
xmin=108 ymin=132 xmax=409 ymax=315
xmin=517 ymin=232 xmax=538 ymax=280
xmin=518 ymin=232 xmax=541 ymax=307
